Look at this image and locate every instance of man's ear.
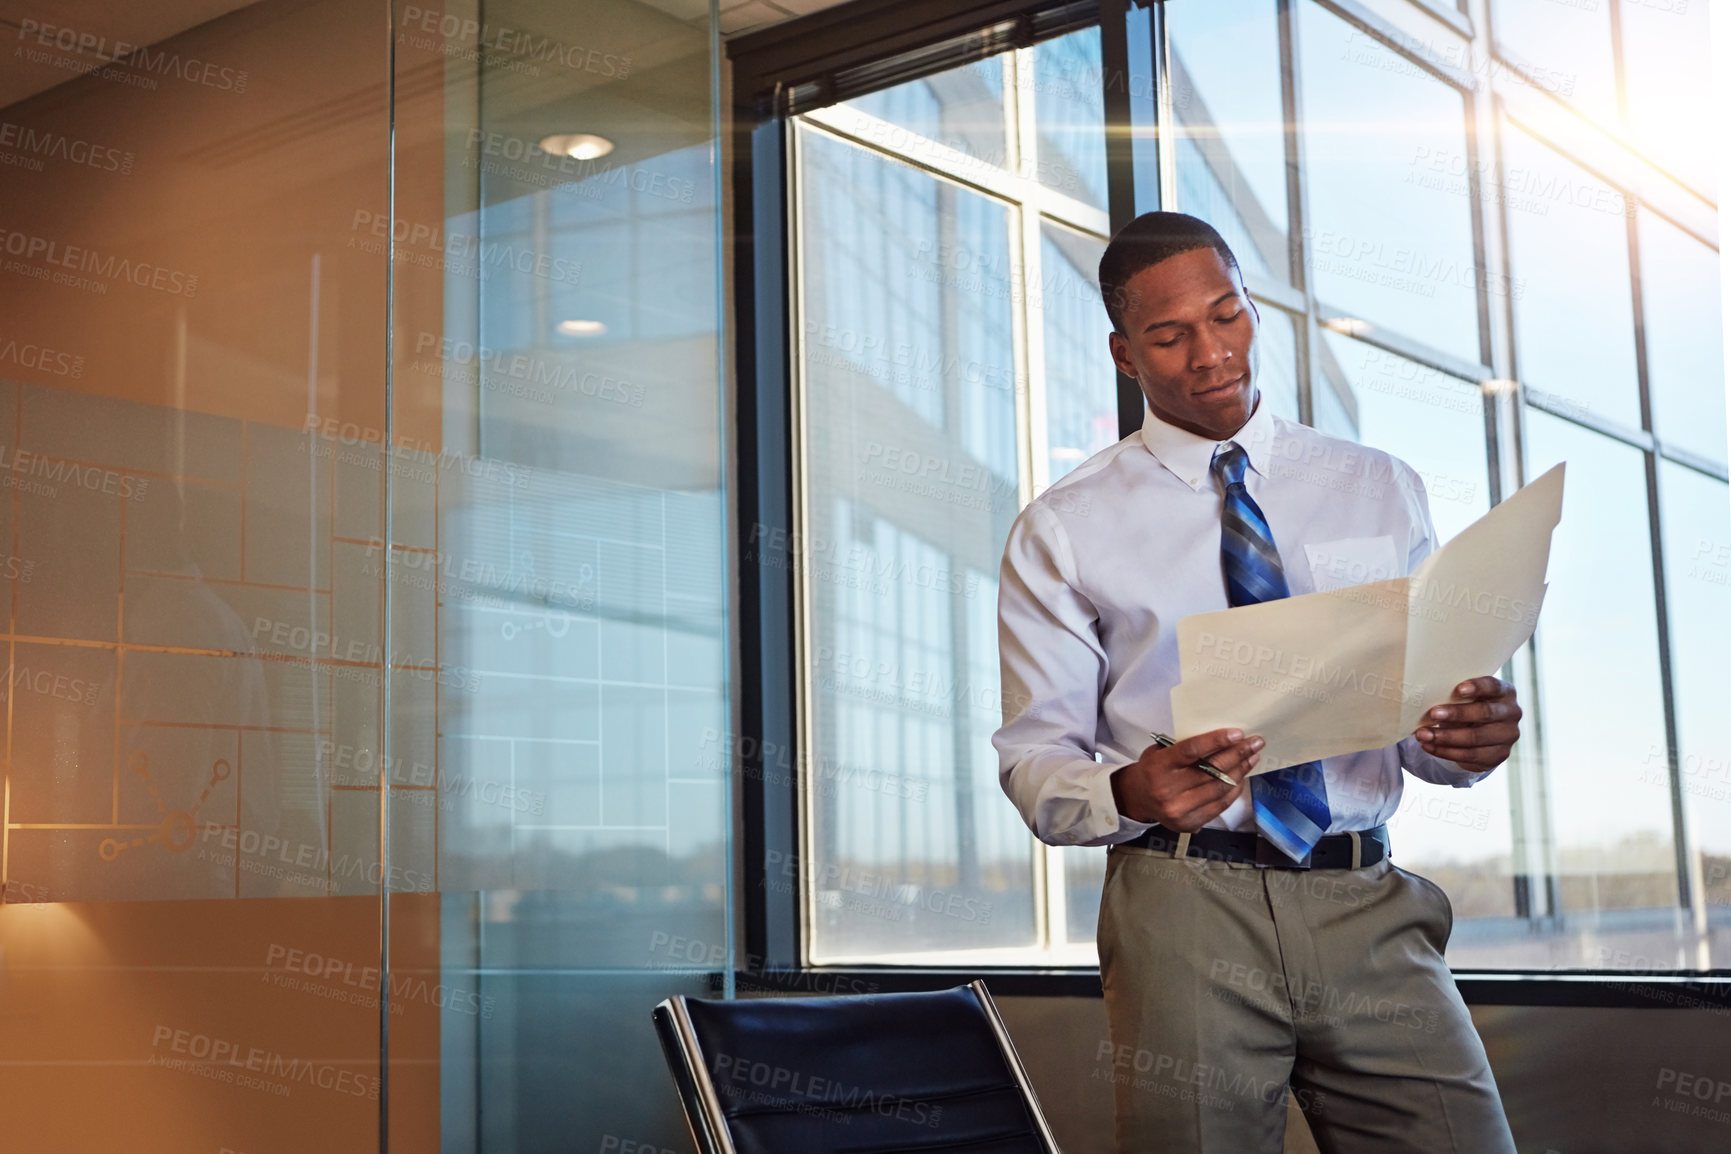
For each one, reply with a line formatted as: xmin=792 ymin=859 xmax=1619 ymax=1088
xmin=1107 ymin=328 xmax=1137 ymax=380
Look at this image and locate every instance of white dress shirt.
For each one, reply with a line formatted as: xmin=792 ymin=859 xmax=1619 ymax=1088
xmin=993 ymin=396 xmax=1493 ymax=847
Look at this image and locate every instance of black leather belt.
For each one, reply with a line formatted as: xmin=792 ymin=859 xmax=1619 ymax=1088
xmin=1123 ymin=823 xmax=1389 ymax=870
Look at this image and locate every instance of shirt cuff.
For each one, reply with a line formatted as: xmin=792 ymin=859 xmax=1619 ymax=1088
xmin=1095 ymin=762 xmax=1156 ymax=844
xmin=1398 ymin=734 xmax=1494 ymax=787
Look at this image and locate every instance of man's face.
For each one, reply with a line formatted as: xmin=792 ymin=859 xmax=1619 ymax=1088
xmin=1107 ymin=247 xmax=1260 ymax=441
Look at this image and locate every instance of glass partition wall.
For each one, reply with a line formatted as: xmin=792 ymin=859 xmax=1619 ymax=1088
xmin=0 ymin=0 xmax=728 ymax=1151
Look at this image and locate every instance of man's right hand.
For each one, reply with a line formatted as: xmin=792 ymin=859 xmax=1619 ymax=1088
xmin=1110 ymin=729 xmax=1264 ymax=832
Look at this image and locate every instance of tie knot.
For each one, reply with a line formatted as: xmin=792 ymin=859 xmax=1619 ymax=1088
xmin=1212 ymin=443 xmax=1249 ymax=488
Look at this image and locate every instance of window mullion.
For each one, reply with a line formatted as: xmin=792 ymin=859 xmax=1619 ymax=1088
xmin=1006 ymin=44 xmax=1067 ymax=956
xmin=1150 ymin=0 xmax=1178 ymax=210
xmin=1276 ymin=0 xmax=1318 ymax=428
xmin=1627 ymin=193 xmax=1704 ymax=942
xmin=786 ymin=119 xmax=820 ymax=970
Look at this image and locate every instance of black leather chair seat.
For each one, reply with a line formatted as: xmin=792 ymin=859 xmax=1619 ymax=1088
xmin=656 ymin=982 xmax=1061 ymax=1154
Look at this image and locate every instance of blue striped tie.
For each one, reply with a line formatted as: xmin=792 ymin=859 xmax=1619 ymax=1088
xmin=1211 ymin=443 xmax=1332 ymax=863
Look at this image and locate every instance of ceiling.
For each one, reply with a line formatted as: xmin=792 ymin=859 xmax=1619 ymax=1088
xmin=0 ymin=0 xmax=852 ymax=113
xmin=0 ymin=0 xmax=261 ymax=110
xmin=714 ymin=0 xmax=853 ymax=36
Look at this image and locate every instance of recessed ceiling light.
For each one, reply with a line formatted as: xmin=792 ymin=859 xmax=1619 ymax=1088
xmin=539 ymin=133 xmax=614 ymax=160
xmin=557 ymin=319 xmax=607 ymax=337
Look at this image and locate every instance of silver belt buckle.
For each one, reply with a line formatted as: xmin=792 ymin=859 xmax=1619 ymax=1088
xmin=1255 ymin=837 xmax=1312 ymax=869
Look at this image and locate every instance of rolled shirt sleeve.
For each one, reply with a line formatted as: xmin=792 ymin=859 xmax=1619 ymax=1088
xmin=993 ymin=502 xmax=1154 ymax=846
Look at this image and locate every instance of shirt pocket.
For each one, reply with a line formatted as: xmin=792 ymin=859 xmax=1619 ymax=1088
xmin=1303 ymin=535 xmax=1400 ymax=593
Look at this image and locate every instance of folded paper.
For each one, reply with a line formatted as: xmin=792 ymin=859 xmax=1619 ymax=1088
xmin=1170 ymin=463 xmax=1565 ymax=773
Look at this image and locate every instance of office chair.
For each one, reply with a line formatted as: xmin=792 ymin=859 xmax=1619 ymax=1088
xmin=652 ymin=979 xmax=1062 ymax=1154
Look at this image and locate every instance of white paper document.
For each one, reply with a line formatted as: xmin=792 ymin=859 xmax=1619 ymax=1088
xmin=1169 ymin=463 xmax=1566 ymax=773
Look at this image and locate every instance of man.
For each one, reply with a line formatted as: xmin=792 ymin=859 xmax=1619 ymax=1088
xmin=993 ymin=212 xmax=1521 ymax=1153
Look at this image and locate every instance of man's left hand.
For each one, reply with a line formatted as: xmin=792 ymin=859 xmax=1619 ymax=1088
xmin=1413 ymin=676 xmax=1521 ymax=769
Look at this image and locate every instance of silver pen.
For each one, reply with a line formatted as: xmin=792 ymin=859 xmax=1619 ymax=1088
xmin=1149 ymin=732 xmax=1237 ymax=788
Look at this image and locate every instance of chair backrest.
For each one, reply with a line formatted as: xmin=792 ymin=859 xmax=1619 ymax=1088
xmin=652 ymin=979 xmax=1062 ymax=1154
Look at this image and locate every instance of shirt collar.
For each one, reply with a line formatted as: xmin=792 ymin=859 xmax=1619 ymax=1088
xmin=1137 ymin=393 xmax=1276 ymax=492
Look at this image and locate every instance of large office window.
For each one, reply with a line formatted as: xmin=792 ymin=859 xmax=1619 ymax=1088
xmin=1488 ymin=0 xmax=1619 ymax=126
xmin=1296 ymin=2 xmax=1483 ymax=367
xmin=1313 ymin=336 xmax=1518 ymax=918
xmin=1170 ymin=0 xmax=1291 ymax=285
xmin=1500 ymin=122 xmax=1641 ymax=430
xmin=1496 ymin=119 xmax=1726 ymax=968
xmin=795 ymin=29 xmax=1111 ymax=963
xmin=782 ymin=1 xmax=1727 ymax=972
xmin=796 ymin=126 xmax=1034 ymax=958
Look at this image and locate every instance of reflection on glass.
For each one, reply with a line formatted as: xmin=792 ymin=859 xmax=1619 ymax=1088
xmin=1171 ymin=0 xmax=1291 ymax=282
xmin=420 ymin=0 xmax=729 ymax=1148
xmin=1525 ymin=410 xmax=1675 ymax=915
xmin=1253 ymin=306 xmax=1300 ymax=423
xmin=0 ymin=0 xmax=401 ymax=1146
xmin=1619 ymin=1 xmax=1718 ymax=196
xmin=1639 ymin=211 xmax=1727 ymax=466
xmin=1502 ymin=121 xmax=1640 ymax=429
xmin=798 ymin=126 xmax=1035 ymax=959
xmin=1488 ymin=0 xmax=1619 ymax=128
xmin=1040 ymin=223 xmax=1116 ymax=484
xmin=1030 ymin=27 xmax=1108 ymax=211
xmin=847 ymin=58 xmax=1007 ymax=172
xmin=1317 ymin=332 xmax=1512 ymax=923
xmin=1296 ymin=2 xmax=1480 ymax=365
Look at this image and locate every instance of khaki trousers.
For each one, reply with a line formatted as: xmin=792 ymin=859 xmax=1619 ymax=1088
xmin=1097 ymin=842 xmax=1516 ymax=1153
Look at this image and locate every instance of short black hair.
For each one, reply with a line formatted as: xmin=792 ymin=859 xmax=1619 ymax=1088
xmin=1097 ymin=212 xmax=1242 ymax=334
